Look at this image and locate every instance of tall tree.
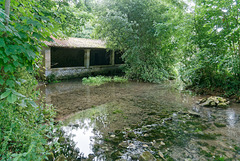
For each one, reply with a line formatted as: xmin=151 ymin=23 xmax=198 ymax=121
xmin=94 ymin=0 xmax=185 ymax=82
xmin=180 ymin=0 xmax=240 ymax=94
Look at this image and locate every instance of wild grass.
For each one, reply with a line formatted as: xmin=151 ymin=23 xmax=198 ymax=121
xmin=82 ymin=76 xmax=128 ymax=86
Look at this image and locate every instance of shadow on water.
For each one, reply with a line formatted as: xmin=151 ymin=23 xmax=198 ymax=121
xmin=41 ymin=80 xmax=240 ymax=160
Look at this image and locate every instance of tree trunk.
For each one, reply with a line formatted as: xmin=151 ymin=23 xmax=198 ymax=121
xmin=5 ymin=0 xmax=11 ymax=25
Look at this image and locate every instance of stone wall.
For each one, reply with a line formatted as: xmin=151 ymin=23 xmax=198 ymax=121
xmin=45 ymin=66 xmax=121 ymax=80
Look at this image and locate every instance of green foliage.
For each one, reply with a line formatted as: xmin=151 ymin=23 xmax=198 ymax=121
xmin=0 ymin=0 xmax=64 ymax=160
xmin=94 ymin=0 xmax=185 ymax=82
xmin=73 ymin=21 xmax=95 ymax=38
xmin=0 ymin=70 xmax=58 ymax=160
xmin=82 ymin=76 xmax=112 ymax=86
xmin=50 ymin=0 xmax=94 ymax=37
xmin=179 ymin=0 xmax=240 ymax=95
xmin=112 ymin=76 xmax=128 ymax=83
xmin=82 ymin=76 xmax=128 ymax=86
xmin=0 ymin=0 xmax=58 ymax=92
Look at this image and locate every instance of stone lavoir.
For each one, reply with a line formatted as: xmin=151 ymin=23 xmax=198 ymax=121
xmin=41 ymin=37 xmax=124 ymax=80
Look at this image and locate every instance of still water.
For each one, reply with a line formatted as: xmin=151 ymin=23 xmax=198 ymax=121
xmin=41 ymin=80 xmax=240 ymax=160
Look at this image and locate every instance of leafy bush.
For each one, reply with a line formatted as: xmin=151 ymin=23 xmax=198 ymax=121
xmin=0 ymin=1 xmax=61 ymax=160
xmin=0 ymin=70 xmax=58 ymax=160
xmin=179 ymin=0 xmax=240 ymax=95
xmin=94 ymin=0 xmax=183 ymax=82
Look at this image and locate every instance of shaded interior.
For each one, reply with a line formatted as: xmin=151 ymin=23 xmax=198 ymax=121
xmin=90 ymin=49 xmax=110 ymax=66
xmin=51 ymin=47 xmax=84 ymax=68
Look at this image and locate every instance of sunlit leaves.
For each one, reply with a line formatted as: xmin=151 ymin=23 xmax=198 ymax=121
xmin=7 ymin=93 xmax=17 ymax=104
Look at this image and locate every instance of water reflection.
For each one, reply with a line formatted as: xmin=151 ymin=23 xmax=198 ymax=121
xmin=61 ymin=105 xmax=109 ymax=158
xmin=62 ymin=119 xmax=96 ymax=157
xmin=226 ymin=108 xmax=238 ymax=127
xmin=41 ymin=80 xmax=240 ymax=160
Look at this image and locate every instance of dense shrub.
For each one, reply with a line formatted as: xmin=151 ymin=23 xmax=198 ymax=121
xmin=94 ymin=0 xmax=184 ymax=82
xmin=0 ymin=70 xmax=58 ymax=160
xmin=0 ymin=1 xmax=59 ymax=160
xmin=179 ymin=0 xmax=240 ymax=95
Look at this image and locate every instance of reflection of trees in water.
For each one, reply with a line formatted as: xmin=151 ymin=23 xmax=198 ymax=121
xmin=53 ymin=129 xmax=84 ymax=160
xmin=64 ymin=105 xmax=109 ymax=132
xmin=59 ymin=106 xmax=109 ymax=158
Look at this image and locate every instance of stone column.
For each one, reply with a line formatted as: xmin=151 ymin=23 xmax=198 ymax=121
xmin=110 ymin=50 xmax=115 ymax=66
xmin=45 ymin=47 xmax=51 ymax=70
xmin=84 ymin=49 xmax=91 ymax=68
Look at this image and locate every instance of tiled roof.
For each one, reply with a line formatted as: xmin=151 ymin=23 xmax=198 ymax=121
xmin=45 ymin=37 xmax=106 ymax=49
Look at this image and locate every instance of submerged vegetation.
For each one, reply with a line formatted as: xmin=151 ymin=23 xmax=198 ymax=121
xmin=54 ymin=83 xmax=240 ymax=160
xmin=82 ymin=76 xmax=128 ymax=86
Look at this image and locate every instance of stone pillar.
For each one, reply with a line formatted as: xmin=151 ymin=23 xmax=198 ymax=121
xmin=110 ymin=50 xmax=115 ymax=66
xmin=84 ymin=49 xmax=91 ymax=68
xmin=45 ymin=47 xmax=51 ymax=70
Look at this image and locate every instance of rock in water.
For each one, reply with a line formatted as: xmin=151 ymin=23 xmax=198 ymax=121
xmin=217 ymin=102 xmax=228 ymax=108
xmin=142 ymin=144 xmax=149 ymax=148
xmin=188 ymin=110 xmax=201 ymax=117
xmin=139 ymin=151 xmax=156 ymax=161
xmin=198 ymin=98 xmax=207 ymax=104
xmin=160 ymin=141 xmax=166 ymax=146
xmin=116 ymin=159 xmax=127 ymax=161
xmin=201 ymin=97 xmax=216 ymax=107
xmin=110 ymin=134 xmax=116 ymax=138
xmin=199 ymin=96 xmax=229 ymax=108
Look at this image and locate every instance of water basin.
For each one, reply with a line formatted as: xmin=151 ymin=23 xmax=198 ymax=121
xmin=41 ymin=80 xmax=240 ymax=160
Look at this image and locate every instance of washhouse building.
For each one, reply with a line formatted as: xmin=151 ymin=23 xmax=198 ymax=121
xmin=41 ymin=37 xmax=123 ymax=79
